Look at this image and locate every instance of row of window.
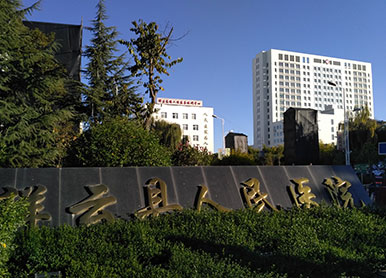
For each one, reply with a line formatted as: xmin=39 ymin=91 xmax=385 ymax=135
xmin=278 ymin=69 xmax=301 ymax=75
xmin=279 ymin=75 xmax=301 ymax=81
xmin=277 ymin=53 xmax=368 ymax=71
xmin=353 ymin=88 xmax=370 ymax=95
xmin=353 ymin=71 xmax=370 ymax=77
xmin=278 ymin=80 xmax=302 ymax=87
xmin=161 ymin=112 xmax=197 ymax=120
xmin=314 ymin=85 xmax=343 ymax=91
xmin=314 ymin=79 xmax=342 ymax=85
xmin=279 ymin=88 xmax=301 ymax=93
xmin=352 ymin=77 xmax=369 ymax=83
xmin=278 ymin=54 xmax=301 ymax=63
xmin=182 ymin=124 xmax=199 ymax=131
xmin=353 ymin=83 xmax=370 ymax=89
xmin=278 ymin=62 xmax=300 ymax=69
xmin=314 ymin=73 xmax=341 ymax=79
xmin=182 ymin=135 xmax=200 ymax=142
xmin=314 ymin=67 xmax=342 ymax=73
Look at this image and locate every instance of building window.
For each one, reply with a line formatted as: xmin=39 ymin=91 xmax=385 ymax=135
xmin=193 ymin=135 xmax=199 ymax=141
xmin=172 ymin=113 xmax=178 ymax=119
xmin=183 ymin=124 xmax=188 ymax=130
xmin=183 ymin=113 xmax=188 ymax=119
xmin=192 ymin=113 xmax=196 ymax=120
xmin=161 ymin=112 xmax=167 ymax=118
xmin=193 ymin=124 xmax=198 ymax=131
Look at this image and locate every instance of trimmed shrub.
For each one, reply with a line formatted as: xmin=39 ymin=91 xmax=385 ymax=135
xmin=66 ymin=117 xmax=172 ymax=167
xmin=8 ymin=207 xmax=386 ymax=277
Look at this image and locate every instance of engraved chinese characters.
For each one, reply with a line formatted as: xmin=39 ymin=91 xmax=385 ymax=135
xmin=22 ymin=186 xmax=52 ymax=227
xmin=241 ymin=178 xmax=277 ymax=212
xmin=323 ymin=176 xmax=354 ymax=208
xmin=68 ymin=184 xmax=117 ymax=226
xmin=0 ymin=185 xmax=51 ymax=227
xmin=288 ymin=178 xmax=319 ymax=209
xmin=0 ymin=173 xmax=363 ymax=227
xmin=0 ymin=187 xmax=18 ymax=200
xmin=135 ymin=178 xmax=183 ymax=219
xmin=195 ymin=185 xmax=231 ymax=212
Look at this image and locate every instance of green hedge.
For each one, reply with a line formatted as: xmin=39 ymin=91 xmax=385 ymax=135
xmin=66 ymin=118 xmax=172 ymax=167
xmin=8 ymin=207 xmax=386 ymax=277
xmin=0 ymin=197 xmax=28 ymax=277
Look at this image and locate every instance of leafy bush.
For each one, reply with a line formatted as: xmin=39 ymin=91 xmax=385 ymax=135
xmin=8 ymin=207 xmax=386 ymax=277
xmin=172 ymin=141 xmax=213 ymax=166
xmin=66 ymin=117 xmax=171 ymax=167
xmin=0 ymin=197 xmax=28 ymax=277
xmin=212 ymin=150 xmax=255 ymax=165
xmin=319 ymin=143 xmax=345 ymax=165
xmin=151 ymin=120 xmax=182 ymax=151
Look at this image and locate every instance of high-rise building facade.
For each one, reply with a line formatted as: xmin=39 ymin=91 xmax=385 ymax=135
xmin=253 ymin=49 xmax=374 ymax=149
xmin=153 ymin=98 xmax=214 ymax=153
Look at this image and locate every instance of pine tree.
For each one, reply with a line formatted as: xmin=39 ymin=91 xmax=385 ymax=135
xmin=0 ymin=0 xmax=75 ymax=167
xmin=83 ymin=0 xmax=142 ymax=125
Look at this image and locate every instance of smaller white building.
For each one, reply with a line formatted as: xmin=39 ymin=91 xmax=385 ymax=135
xmin=317 ymin=105 xmax=344 ymax=145
xmin=272 ymin=106 xmax=344 ymax=146
xmin=153 ymin=98 xmax=214 ymax=153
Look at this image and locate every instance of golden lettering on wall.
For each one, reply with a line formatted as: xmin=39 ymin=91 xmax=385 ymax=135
xmin=68 ymin=184 xmax=117 ymax=225
xmin=20 ymin=185 xmax=52 ymax=227
xmin=0 ymin=187 xmax=18 ymax=200
xmin=0 ymin=172 xmax=366 ymax=226
xmin=323 ymin=176 xmax=354 ymax=208
xmin=288 ymin=178 xmax=319 ymax=208
xmin=135 ymin=178 xmax=183 ymax=219
xmin=1 ymin=185 xmax=52 ymax=227
xmin=241 ymin=178 xmax=278 ymax=212
xmin=195 ymin=185 xmax=231 ymax=212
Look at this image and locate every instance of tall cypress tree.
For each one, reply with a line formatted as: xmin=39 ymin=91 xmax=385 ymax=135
xmin=83 ymin=0 xmax=142 ymax=125
xmin=0 ymin=0 xmax=76 ymax=167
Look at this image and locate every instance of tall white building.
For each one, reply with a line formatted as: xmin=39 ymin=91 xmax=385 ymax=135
xmin=253 ymin=49 xmax=374 ymax=149
xmin=153 ymin=98 xmax=214 ymax=153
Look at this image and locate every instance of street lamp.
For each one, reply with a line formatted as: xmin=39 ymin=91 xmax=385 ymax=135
xmin=212 ymin=114 xmax=225 ymax=156
xmin=328 ymin=81 xmax=351 ymax=166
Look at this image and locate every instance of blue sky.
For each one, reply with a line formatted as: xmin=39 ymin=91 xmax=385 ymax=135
xmin=23 ymin=0 xmax=386 ymax=151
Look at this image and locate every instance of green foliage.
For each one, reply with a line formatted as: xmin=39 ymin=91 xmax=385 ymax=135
xmin=212 ymin=150 xmax=255 ymax=165
xmin=66 ymin=117 xmax=171 ymax=167
xmin=172 ymin=141 xmax=213 ymax=166
xmin=348 ymin=106 xmax=379 ymax=165
xmin=262 ymin=145 xmax=284 ymax=165
xmin=213 ymin=146 xmax=285 ymax=166
xmin=83 ymin=0 xmax=142 ymax=124
xmin=248 ymin=146 xmax=261 ymax=163
xmin=0 ymin=197 xmax=28 ymax=277
xmin=0 ymin=0 xmax=76 ymax=167
xmin=151 ymin=120 xmax=182 ymax=151
xmin=351 ymin=141 xmax=379 ymax=165
xmin=8 ymin=207 xmax=386 ymax=277
xmin=319 ymin=143 xmax=345 ymax=165
xmin=120 ymin=20 xmax=183 ymax=129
